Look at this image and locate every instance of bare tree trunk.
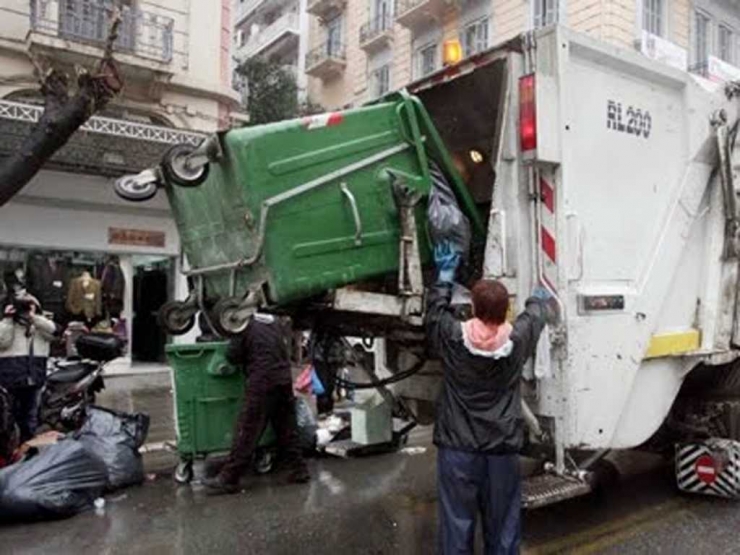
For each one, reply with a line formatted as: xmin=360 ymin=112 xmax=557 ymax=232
xmin=0 ymin=12 xmax=123 ymax=207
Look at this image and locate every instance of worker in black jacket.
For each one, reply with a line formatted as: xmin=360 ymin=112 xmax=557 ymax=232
xmin=427 ymin=241 xmax=549 ymax=555
xmin=203 ymin=314 xmax=310 ymax=495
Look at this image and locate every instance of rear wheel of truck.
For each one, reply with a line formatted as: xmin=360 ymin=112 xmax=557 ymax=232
xmin=662 ymin=360 xmax=740 ymax=445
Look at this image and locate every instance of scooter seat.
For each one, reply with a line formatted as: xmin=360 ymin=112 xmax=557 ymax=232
xmin=47 ymin=364 xmax=95 ymax=384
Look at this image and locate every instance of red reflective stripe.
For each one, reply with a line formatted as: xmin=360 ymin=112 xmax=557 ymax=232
xmin=326 ymin=113 xmax=344 ymax=126
xmin=541 ymin=228 xmax=556 ymax=263
xmin=540 ymin=178 xmax=555 ymax=212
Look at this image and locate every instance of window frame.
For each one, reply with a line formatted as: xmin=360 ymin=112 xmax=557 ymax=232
xmin=461 ymin=16 xmax=490 ymax=58
xmin=326 ymin=15 xmax=343 ymax=56
xmin=693 ymin=9 xmax=712 ymax=68
xmin=415 ymin=42 xmax=438 ymax=79
xmin=718 ymin=23 xmax=734 ymax=64
xmin=370 ymin=63 xmax=391 ymax=98
xmin=642 ymin=0 xmax=664 ymax=37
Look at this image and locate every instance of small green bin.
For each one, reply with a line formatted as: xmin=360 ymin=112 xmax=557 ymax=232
xmin=166 ymin=341 xmax=275 ymax=462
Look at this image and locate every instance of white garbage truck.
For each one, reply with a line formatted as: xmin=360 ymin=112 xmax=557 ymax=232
xmin=118 ymin=24 xmax=740 ymax=507
xmin=382 ymin=25 xmax=740 ymax=507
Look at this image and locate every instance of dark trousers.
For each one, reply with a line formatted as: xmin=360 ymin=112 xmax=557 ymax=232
xmin=437 ymin=447 xmax=521 ymax=555
xmin=313 ymin=361 xmax=337 ymax=415
xmin=10 ymin=386 xmax=41 ymax=443
xmin=220 ymin=383 xmax=306 ymax=484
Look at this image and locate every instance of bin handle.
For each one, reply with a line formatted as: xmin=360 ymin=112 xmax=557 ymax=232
xmin=172 ymin=350 xmax=205 ymax=360
xmin=340 ymin=182 xmax=363 ymax=246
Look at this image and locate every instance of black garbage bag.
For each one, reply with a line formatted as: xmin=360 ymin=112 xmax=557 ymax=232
xmin=427 ymin=161 xmax=472 ymax=258
xmin=295 ymin=396 xmax=317 ymax=452
xmin=0 ymin=440 xmax=107 ymax=522
xmin=75 ymin=407 xmax=150 ymax=490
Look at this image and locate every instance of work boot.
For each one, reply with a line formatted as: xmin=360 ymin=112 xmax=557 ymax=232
xmin=202 ymin=474 xmax=240 ymax=496
xmin=287 ymin=465 xmax=311 ymax=484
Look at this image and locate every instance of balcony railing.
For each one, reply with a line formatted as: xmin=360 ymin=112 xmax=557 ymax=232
xmin=30 ymin=0 xmax=174 ymax=63
xmin=689 ymin=61 xmax=709 ymax=77
xmin=239 ymin=11 xmax=299 ymax=59
xmin=305 ymin=42 xmax=346 ymax=79
xmin=307 ymin=0 xmax=345 ymax=21
xmin=360 ymin=14 xmax=393 ymax=47
xmin=395 ymin=0 xmax=446 ymax=29
xmin=235 ymin=0 xmax=268 ymax=26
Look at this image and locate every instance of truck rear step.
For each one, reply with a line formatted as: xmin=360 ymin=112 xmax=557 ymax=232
xmin=522 ymin=472 xmax=594 ymax=509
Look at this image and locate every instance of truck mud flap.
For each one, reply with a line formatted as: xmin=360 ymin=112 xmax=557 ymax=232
xmin=676 ymin=439 xmax=740 ymax=499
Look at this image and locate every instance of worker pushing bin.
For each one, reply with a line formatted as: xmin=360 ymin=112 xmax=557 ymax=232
xmin=166 ymin=341 xmax=276 ymax=483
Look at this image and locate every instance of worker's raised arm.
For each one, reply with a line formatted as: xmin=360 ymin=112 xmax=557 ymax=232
xmin=511 ymin=295 xmax=548 ymax=367
xmin=425 ymin=283 xmax=458 ymax=357
xmin=425 ymin=242 xmax=462 ymax=356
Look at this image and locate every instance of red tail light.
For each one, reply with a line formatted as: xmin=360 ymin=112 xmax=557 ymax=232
xmin=519 ymin=74 xmax=537 ymax=153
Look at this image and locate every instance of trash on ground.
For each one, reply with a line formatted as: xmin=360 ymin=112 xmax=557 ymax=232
xmin=75 ymin=406 xmax=150 ymax=491
xmin=295 ymin=396 xmax=317 ymax=451
xmin=12 ymin=431 xmax=66 ymax=461
xmin=0 ymin=440 xmax=107 ymax=522
xmin=399 ymin=447 xmax=427 ymax=456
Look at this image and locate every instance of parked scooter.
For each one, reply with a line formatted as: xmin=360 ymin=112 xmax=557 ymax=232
xmin=40 ymin=333 xmax=123 ymax=432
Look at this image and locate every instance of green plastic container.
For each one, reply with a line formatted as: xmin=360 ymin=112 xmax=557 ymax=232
xmin=166 ymin=92 xmax=483 ymax=305
xmin=166 ymin=341 xmax=274 ymax=460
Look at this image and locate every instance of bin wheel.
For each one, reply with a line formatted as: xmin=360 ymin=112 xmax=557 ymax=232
xmin=158 ymin=301 xmax=196 ymax=336
xmin=254 ymin=449 xmax=275 ymax=475
xmin=162 ymin=144 xmax=210 ymax=187
xmin=114 ymin=174 xmax=159 ymax=202
xmin=174 ymin=460 xmax=193 ymax=484
xmin=213 ymin=297 xmax=255 ymax=336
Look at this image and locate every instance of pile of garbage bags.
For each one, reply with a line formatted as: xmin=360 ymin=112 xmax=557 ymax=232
xmin=0 ymin=407 xmax=149 ymax=523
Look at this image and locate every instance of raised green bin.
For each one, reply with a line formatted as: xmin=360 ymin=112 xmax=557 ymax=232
xmin=166 ymin=341 xmax=275 ymax=482
xmin=166 ymin=93 xmax=483 ymax=307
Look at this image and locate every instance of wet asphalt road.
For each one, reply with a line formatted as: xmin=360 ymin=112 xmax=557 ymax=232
xmin=2 ymin=429 xmax=740 ymax=555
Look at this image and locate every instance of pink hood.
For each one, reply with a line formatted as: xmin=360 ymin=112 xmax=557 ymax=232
xmin=462 ymin=318 xmax=513 ymax=359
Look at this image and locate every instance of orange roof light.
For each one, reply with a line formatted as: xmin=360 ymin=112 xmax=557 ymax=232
xmin=443 ymin=40 xmax=463 ymax=66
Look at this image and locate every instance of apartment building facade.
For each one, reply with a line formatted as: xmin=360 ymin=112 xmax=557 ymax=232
xmin=0 ymin=0 xmax=240 ymax=369
xmin=305 ymin=0 xmax=740 ymax=109
xmin=233 ymin=0 xmax=310 ymax=98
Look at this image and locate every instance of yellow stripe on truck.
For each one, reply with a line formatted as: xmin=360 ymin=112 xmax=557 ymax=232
xmin=644 ymin=329 xmax=701 ymax=359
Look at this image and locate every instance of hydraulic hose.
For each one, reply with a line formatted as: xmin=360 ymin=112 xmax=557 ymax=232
xmin=334 ymin=356 xmax=427 ymax=390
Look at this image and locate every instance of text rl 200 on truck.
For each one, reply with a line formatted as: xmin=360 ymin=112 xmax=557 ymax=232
xmin=116 ymin=26 xmax=740 ymax=507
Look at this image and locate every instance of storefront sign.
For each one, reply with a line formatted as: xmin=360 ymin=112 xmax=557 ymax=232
xmin=108 ymin=227 xmax=166 ymax=248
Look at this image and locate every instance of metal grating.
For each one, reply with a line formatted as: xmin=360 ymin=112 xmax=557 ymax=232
xmin=0 ymin=100 xmax=204 ymax=146
xmin=522 ymin=472 xmax=593 ymax=509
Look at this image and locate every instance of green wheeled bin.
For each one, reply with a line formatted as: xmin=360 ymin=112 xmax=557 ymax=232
xmin=166 ymin=341 xmax=276 ymax=484
xmin=116 ymin=92 xmax=483 ymax=335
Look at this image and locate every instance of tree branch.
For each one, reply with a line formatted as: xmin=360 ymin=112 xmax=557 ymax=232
xmin=0 ymin=7 xmax=124 ymax=207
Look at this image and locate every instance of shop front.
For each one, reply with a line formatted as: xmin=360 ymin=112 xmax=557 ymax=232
xmin=0 ymin=169 xmax=194 ymax=373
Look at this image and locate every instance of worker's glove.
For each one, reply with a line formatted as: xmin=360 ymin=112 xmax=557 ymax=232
xmin=532 ymin=285 xmax=559 ymax=324
xmin=532 ymin=286 xmax=552 ymax=302
xmin=434 ymin=241 xmax=461 ymax=284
